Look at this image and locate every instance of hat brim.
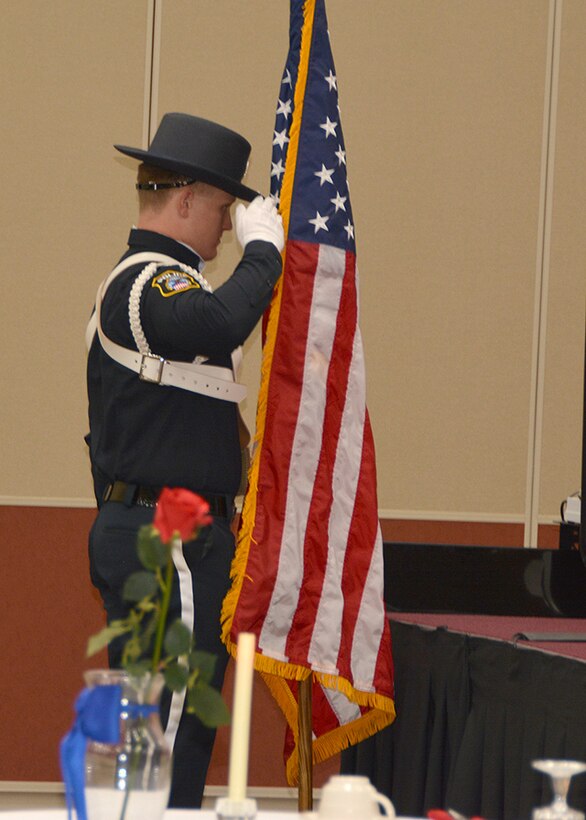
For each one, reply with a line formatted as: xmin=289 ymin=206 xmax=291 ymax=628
xmin=114 ymin=144 xmax=259 ymax=202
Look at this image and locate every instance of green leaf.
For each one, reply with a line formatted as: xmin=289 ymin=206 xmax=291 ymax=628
xmin=137 ymin=527 xmax=168 ymax=570
xmin=123 ymin=571 xmax=158 ymax=602
xmin=189 ymin=650 xmax=217 ymax=684
xmin=125 ymin=659 xmax=152 ymax=678
xmin=87 ymin=622 xmax=130 ymax=656
xmin=164 ymin=619 xmax=192 ymax=657
xmin=164 ymin=662 xmax=189 ymax=692
xmin=187 ymin=680 xmax=231 ymax=727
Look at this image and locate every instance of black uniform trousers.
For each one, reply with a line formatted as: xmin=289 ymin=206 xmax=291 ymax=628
xmin=88 ymin=496 xmax=235 ymax=808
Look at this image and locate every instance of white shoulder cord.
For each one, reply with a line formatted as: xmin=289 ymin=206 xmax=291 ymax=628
xmin=128 ymin=261 xmax=213 ymax=360
xmin=128 ymin=262 xmax=159 ymax=356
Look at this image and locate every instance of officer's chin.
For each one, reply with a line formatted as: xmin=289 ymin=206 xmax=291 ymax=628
xmin=200 ymin=244 xmax=218 ymax=263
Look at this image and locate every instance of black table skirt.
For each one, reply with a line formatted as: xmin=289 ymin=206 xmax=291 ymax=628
xmin=341 ymin=621 xmax=586 ymax=819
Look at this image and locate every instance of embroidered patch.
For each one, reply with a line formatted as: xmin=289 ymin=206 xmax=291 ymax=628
xmin=151 ymin=269 xmax=201 ymax=297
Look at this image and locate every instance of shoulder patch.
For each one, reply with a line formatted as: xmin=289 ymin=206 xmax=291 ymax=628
xmin=151 ymin=269 xmax=201 ymax=297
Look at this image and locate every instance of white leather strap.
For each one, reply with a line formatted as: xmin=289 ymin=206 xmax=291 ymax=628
xmin=85 ymin=252 xmax=178 ymax=351
xmin=86 ymin=252 xmax=247 ymax=403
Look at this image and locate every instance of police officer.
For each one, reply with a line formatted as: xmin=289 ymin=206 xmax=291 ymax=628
xmin=86 ymin=113 xmax=284 ymax=807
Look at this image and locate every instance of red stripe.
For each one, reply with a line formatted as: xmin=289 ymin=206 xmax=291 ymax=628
xmin=282 ymin=679 xmax=341 ymax=751
xmin=359 ymin=410 xmax=394 ymax=697
xmin=285 ymin=248 xmax=357 ymax=663
xmin=373 ymin=613 xmax=394 ymax=697
xmin=280 ymin=678 xmax=342 ymax=763
xmin=231 ymin=240 xmax=319 ymax=641
xmin=311 ymin=679 xmax=342 ymax=734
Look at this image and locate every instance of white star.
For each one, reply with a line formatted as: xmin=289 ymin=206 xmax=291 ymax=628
xmin=319 ymin=116 xmax=338 ymax=138
xmin=324 ymin=70 xmax=337 ymax=91
xmin=271 ymin=159 xmax=285 ymax=180
xmin=276 ymin=98 xmax=292 ymax=119
xmin=335 ymin=145 xmax=346 ymax=166
xmin=273 ymin=129 xmax=290 ymax=150
xmin=272 ymin=190 xmax=281 ymax=206
xmin=309 ymin=212 xmax=329 ymax=234
xmin=282 ymin=68 xmax=292 ymax=86
xmin=344 ymin=220 xmax=355 ymax=240
xmin=330 ymin=191 xmax=347 ymax=212
xmin=314 ymin=164 xmax=335 ymax=186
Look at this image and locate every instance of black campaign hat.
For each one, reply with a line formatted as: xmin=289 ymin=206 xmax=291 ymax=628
xmin=114 ymin=112 xmax=258 ymax=202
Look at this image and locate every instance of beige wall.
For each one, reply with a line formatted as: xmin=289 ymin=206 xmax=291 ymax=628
xmin=1 ymin=1 xmax=584 ymax=542
xmin=1 ymin=0 xmax=147 ymax=502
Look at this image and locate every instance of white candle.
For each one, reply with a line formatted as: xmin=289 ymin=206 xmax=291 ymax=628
xmin=227 ymin=632 xmax=256 ymax=802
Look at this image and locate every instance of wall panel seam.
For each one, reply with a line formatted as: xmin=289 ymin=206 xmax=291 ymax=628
xmin=524 ymin=0 xmax=562 ymax=547
xmin=142 ymin=0 xmax=163 ymax=148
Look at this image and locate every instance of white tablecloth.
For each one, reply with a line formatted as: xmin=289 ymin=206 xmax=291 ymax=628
xmin=0 ymin=811 xmax=303 ymax=819
xmin=0 ymin=812 xmax=423 ymax=819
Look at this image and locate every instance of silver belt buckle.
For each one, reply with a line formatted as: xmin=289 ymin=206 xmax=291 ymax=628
xmin=139 ymin=353 xmax=165 ymax=384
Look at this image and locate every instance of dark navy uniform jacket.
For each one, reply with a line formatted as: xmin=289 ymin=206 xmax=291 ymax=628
xmin=87 ymin=228 xmax=282 ymax=503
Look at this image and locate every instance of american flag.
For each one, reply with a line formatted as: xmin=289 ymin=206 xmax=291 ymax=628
xmin=222 ymin=0 xmax=395 ymax=782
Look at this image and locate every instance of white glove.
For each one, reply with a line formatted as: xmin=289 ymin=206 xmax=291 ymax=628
xmin=235 ymin=195 xmax=285 ymax=253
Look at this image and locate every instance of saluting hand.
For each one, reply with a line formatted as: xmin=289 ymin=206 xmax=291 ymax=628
xmin=235 ymin=195 xmax=285 ymax=253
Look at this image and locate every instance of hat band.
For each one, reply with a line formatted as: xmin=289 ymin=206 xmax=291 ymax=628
xmin=136 ymin=179 xmax=196 ymax=191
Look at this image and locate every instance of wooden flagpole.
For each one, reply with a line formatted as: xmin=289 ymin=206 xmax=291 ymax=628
xmin=298 ymin=675 xmax=313 ymax=811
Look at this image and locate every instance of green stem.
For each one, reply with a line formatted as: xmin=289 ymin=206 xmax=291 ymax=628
xmin=151 ymin=536 xmax=176 ymax=673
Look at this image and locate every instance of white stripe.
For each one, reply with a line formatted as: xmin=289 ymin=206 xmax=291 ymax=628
xmin=351 ymin=525 xmax=385 ymax=691
xmin=259 ymin=244 xmax=346 ymax=659
xmin=347 ymin=334 xmax=386 ymax=691
xmin=164 ymin=537 xmax=195 ymax=750
xmin=323 ymin=685 xmax=361 ymax=726
xmin=308 ymin=325 xmax=364 ymax=673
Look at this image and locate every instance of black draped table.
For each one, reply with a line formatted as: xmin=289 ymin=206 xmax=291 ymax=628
xmin=342 ymin=614 xmax=586 ymax=820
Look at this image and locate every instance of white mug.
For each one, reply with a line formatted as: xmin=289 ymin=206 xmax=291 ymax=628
xmin=318 ymin=774 xmax=396 ymax=818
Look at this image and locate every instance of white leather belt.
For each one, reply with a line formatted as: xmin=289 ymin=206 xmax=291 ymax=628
xmin=86 ymin=251 xmax=247 ymax=403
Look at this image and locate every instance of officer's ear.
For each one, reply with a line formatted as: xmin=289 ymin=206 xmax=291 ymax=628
xmin=176 ymin=185 xmax=194 ymax=218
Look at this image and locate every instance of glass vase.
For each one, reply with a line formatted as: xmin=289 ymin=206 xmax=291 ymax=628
xmin=84 ymin=669 xmax=172 ymax=820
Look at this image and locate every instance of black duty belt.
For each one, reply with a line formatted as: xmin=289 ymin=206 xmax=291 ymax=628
xmin=103 ymin=480 xmax=234 ymax=520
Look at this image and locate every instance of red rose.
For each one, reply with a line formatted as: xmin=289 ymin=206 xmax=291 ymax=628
xmin=153 ymin=487 xmax=212 ymax=543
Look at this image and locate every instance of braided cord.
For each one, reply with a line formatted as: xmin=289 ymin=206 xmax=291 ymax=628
xmin=128 ymin=261 xmax=213 ymax=356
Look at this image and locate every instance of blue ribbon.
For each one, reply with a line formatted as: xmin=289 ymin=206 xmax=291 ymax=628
xmin=60 ymin=685 xmax=160 ymax=820
xmin=60 ymin=684 xmax=123 ymax=820
xmin=123 ymin=702 xmax=158 ymax=720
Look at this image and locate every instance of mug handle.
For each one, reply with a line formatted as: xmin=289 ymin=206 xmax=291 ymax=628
xmin=375 ymin=792 xmax=396 ymax=818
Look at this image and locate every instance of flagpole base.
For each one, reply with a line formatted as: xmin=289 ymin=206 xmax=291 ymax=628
xmin=215 ymin=796 xmax=257 ymax=819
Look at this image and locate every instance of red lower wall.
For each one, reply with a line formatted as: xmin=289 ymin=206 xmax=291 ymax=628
xmin=0 ymin=505 xmax=561 ymax=788
xmin=1 ymin=506 xmax=106 ymax=782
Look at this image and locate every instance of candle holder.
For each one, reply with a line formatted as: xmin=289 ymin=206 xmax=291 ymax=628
xmin=215 ymin=795 xmax=257 ymax=819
